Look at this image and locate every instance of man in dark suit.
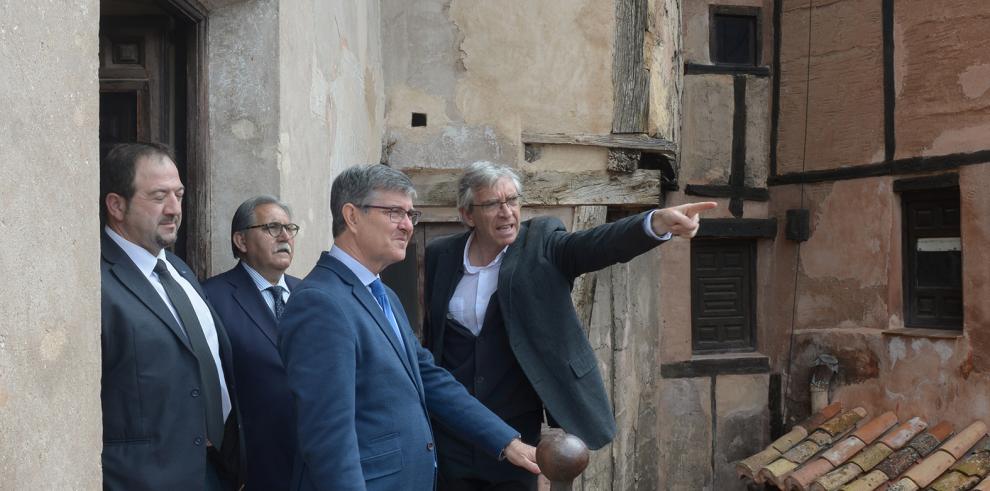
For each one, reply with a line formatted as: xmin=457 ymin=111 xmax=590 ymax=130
xmin=100 ymin=142 xmax=242 ymax=490
xmin=203 ymin=195 xmax=302 ymax=490
xmin=423 ymin=161 xmax=717 ymax=490
xmin=278 ymin=164 xmax=541 ymax=491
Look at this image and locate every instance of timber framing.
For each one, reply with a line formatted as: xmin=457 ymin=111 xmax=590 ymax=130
xmin=521 ymin=132 xmax=676 ymax=159
xmin=403 ymin=168 xmax=663 ymax=207
xmin=612 ymin=0 xmax=648 ymax=133
xmin=768 ymin=150 xmax=990 ymax=185
xmin=660 ymin=355 xmax=770 ymax=378
xmin=892 ymin=173 xmax=959 ymax=193
xmin=685 ymin=184 xmax=769 ymax=201
xmin=684 ymin=63 xmax=770 ymax=77
xmin=697 ymin=218 xmax=777 ymax=239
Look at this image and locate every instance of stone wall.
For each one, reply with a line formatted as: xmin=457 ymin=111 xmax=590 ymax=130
xmin=0 ymin=1 xmax=103 ymax=489
xmin=208 ymin=0 xmax=384 ymax=275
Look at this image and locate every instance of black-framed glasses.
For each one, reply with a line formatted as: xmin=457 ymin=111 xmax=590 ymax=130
xmin=471 ymin=195 xmax=522 ymax=212
xmin=363 ymin=205 xmax=422 ymax=226
xmin=242 ymin=222 xmax=300 ymax=238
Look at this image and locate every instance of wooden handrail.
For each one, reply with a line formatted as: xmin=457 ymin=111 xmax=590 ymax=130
xmin=536 ymin=429 xmax=590 ymax=491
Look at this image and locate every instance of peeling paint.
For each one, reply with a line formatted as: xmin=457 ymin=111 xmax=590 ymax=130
xmin=889 ymin=337 xmax=906 ymax=370
xmin=230 ymin=119 xmax=257 ymax=140
xmin=958 ymin=62 xmax=990 ymax=98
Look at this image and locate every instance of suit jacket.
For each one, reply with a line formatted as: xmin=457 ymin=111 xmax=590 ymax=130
xmin=423 ymin=211 xmax=664 ymax=450
xmin=100 ymin=230 xmax=243 ymax=490
xmin=278 ymin=252 xmax=521 ymax=491
xmin=203 ymin=263 xmax=301 ymax=491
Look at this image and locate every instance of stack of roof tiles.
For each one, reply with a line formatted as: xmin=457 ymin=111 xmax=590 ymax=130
xmin=736 ymin=403 xmax=990 ymax=490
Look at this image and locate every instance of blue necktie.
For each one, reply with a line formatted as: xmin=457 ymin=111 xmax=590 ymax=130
xmin=369 ymin=279 xmax=403 ymax=344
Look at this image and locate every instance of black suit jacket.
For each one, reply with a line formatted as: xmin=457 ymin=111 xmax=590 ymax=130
xmin=100 ymin=230 xmax=243 ymax=490
xmin=203 ymin=263 xmax=301 ymax=491
xmin=424 ymin=211 xmax=664 ymax=449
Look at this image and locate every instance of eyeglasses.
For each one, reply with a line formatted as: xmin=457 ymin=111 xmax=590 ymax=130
xmin=363 ymin=205 xmax=422 ymax=226
xmin=471 ymin=195 xmax=522 ymax=212
xmin=242 ymin=222 xmax=301 ymax=238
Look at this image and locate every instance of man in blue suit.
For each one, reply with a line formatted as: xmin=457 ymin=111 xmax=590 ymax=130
xmin=204 ymin=195 xmax=302 ymax=490
xmin=278 ymin=164 xmax=541 ymax=491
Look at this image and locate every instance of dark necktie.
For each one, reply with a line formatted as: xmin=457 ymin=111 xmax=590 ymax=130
xmin=268 ymin=285 xmax=286 ymax=319
xmin=369 ymin=278 xmax=403 ymax=344
xmin=154 ymin=259 xmax=225 ymax=446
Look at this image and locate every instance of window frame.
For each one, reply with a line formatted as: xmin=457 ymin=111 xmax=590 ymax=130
xmin=709 ymin=5 xmax=762 ymax=67
xmin=899 ymin=185 xmax=963 ymax=330
xmin=690 ymin=238 xmax=758 ymax=354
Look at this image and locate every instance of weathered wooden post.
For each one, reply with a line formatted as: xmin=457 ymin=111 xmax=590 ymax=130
xmin=536 ymin=430 xmax=590 ymax=491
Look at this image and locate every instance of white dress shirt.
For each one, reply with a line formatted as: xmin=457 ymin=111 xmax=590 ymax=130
xmin=105 ymin=226 xmax=232 ymax=421
xmin=241 ymin=261 xmax=290 ymax=314
xmin=448 ymin=212 xmax=670 ymax=336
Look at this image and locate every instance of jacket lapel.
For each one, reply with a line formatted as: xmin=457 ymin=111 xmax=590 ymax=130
xmin=429 ymin=233 xmax=468 ymax=354
xmin=102 ymin=232 xmax=193 ymax=353
xmin=228 ymin=264 xmax=279 ymax=347
xmin=319 ymin=254 xmax=417 ymax=385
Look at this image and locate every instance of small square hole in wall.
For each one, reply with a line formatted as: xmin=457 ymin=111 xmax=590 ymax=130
xmin=411 ymin=113 xmax=427 ymax=127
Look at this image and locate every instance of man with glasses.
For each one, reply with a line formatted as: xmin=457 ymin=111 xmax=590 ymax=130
xmin=423 ymin=161 xmax=717 ymax=491
xmin=203 ymin=195 xmax=301 ymax=490
xmin=278 ymin=164 xmax=540 ymax=491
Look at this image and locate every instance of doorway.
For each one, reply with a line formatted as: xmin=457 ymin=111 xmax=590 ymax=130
xmin=99 ymin=0 xmax=210 ymax=276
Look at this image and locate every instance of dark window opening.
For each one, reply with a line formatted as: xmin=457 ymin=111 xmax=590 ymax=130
xmin=691 ymin=239 xmax=756 ymax=353
xmin=711 ymin=7 xmax=760 ymax=66
xmin=902 ymin=188 xmax=963 ymax=329
xmin=411 ymin=112 xmax=427 ymax=127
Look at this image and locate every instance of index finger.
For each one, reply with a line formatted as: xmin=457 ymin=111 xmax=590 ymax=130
xmin=677 ymin=201 xmax=718 ymax=217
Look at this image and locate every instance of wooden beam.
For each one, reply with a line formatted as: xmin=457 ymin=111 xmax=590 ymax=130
xmin=612 ymin=0 xmax=648 ymax=133
xmin=660 ymin=355 xmax=770 ymax=378
xmin=893 ymin=173 xmax=959 ymax=193
xmin=521 ymin=132 xmax=676 ymax=157
xmin=684 ymin=63 xmax=771 ymax=77
xmin=403 ymin=168 xmax=662 ymax=207
xmin=697 ymin=218 xmax=778 ymax=239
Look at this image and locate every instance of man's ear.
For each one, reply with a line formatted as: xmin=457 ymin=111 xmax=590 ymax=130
xmin=232 ymin=231 xmax=249 ymax=256
xmin=342 ymin=203 xmax=361 ymax=232
xmin=105 ymin=193 xmax=128 ymax=222
xmin=459 ymin=207 xmax=476 ymax=228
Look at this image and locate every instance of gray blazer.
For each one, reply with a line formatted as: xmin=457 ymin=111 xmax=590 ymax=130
xmin=424 ymin=211 xmax=665 ymax=449
xmin=100 ymin=231 xmax=242 ymax=490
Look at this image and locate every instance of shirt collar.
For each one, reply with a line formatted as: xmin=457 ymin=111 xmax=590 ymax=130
xmin=105 ymin=225 xmax=166 ymax=278
xmin=329 ymin=246 xmax=380 ymax=288
xmin=240 ymin=261 xmax=288 ymax=292
xmin=462 ymin=232 xmax=507 ymax=274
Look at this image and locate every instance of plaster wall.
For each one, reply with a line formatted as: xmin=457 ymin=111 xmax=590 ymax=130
xmin=0 ymin=1 xmax=103 ymax=488
xmin=208 ymin=0 xmax=384 ymax=274
xmin=893 ymin=1 xmax=990 ymax=158
xmin=278 ymin=0 xmax=384 ymax=271
xmin=776 ymin=0 xmax=885 ymax=173
xmin=207 ymin=0 xmax=282 ymax=272
xmin=766 ymin=165 xmax=990 ymax=426
xmin=382 ymin=0 xmax=616 ymax=169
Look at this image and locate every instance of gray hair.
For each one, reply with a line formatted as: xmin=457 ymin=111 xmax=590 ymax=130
xmin=456 ymin=161 xmax=523 ymax=212
xmin=331 ymin=164 xmax=417 ymax=238
xmin=230 ymin=195 xmax=292 ymax=258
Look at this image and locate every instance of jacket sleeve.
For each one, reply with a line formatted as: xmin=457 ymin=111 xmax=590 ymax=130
xmin=538 ymin=210 xmax=665 ymax=279
xmin=278 ymin=287 xmax=367 ymax=491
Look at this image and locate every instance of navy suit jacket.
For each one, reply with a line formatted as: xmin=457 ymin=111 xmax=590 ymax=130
xmin=278 ymin=252 xmax=520 ymax=491
xmin=100 ymin=230 xmax=243 ymax=490
xmin=424 ymin=211 xmax=665 ymax=450
xmin=203 ymin=263 xmax=301 ymax=491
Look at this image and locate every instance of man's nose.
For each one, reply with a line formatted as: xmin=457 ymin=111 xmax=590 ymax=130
xmin=164 ymin=193 xmax=181 ymax=214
